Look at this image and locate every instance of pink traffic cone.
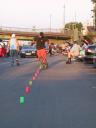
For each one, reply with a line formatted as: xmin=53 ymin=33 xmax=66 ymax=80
xmin=37 ymin=69 xmax=40 ymax=74
xmin=32 ymin=76 xmax=36 ymax=80
xmin=35 ymin=73 xmax=38 ymax=77
xmin=25 ymin=86 xmax=30 ymax=94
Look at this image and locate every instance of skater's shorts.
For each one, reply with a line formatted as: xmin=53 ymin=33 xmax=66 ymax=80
xmin=37 ymin=48 xmax=46 ymax=61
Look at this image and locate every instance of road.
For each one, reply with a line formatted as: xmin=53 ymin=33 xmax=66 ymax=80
xmin=0 ymin=55 xmax=96 ymax=128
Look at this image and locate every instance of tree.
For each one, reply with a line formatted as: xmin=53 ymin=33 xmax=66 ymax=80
xmin=91 ymin=0 xmax=96 ymax=3
xmin=65 ymin=22 xmax=83 ymax=32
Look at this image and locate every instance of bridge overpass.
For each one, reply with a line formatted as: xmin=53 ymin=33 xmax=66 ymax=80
xmin=0 ymin=26 xmax=72 ymax=41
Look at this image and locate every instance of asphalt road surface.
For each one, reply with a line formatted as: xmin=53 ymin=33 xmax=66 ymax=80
xmin=0 ymin=55 xmax=96 ymax=128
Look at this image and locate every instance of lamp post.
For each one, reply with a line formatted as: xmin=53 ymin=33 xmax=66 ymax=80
xmin=63 ymin=5 xmax=65 ymax=33
xmin=50 ymin=14 xmax=52 ymax=32
xmin=63 ymin=5 xmax=65 ymax=28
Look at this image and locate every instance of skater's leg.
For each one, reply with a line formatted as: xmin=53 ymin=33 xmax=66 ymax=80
xmin=66 ymin=52 xmax=73 ymax=64
xmin=37 ymin=49 xmax=48 ymax=69
xmin=42 ymin=49 xmax=48 ymax=69
xmin=10 ymin=50 xmax=14 ymax=65
xmin=37 ymin=49 xmax=43 ymax=69
xmin=15 ymin=50 xmax=20 ymax=66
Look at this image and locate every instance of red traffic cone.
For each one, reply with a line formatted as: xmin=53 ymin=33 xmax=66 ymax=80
xmin=25 ymin=86 xmax=30 ymax=94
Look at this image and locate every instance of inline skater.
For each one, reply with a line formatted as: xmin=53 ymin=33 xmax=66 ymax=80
xmin=66 ymin=41 xmax=81 ymax=64
xmin=8 ymin=34 xmax=20 ymax=66
xmin=36 ymin=32 xmax=48 ymax=69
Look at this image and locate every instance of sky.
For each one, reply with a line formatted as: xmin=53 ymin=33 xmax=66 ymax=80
xmin=0 ymin=0 xmax=93 ymax=29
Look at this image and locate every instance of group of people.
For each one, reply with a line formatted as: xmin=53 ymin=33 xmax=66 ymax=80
xmin=0 ymin=32 xmax=88 ymax=67
xmin=5 ymin=32 xmax=48 ymax=68
xmin=64 ymin=40 xmax=89 ymax=64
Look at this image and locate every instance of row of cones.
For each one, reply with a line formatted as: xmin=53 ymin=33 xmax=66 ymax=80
xmin=25 ymin=68 xmax=41 ymax=93
xmin=19 ymin=64 xmax=42 ymax=104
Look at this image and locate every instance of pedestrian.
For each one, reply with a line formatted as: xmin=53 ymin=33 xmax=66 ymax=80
xmin=0 ymin=44 xmax=3 ymax=57
xmin=2 ymin=42 xmax=6 ymax=57
xmin=49 ymin=43 xmax=53 ymax=56
xmin=0 ymin=39 xmax=3 ymax=57
xmin=8 ymin=33 xmax=20 ymax=66
xmin=66 ymin=41 xmax=81 ymax=64
xmin=36 ymin=32 xmax=48 ymax=69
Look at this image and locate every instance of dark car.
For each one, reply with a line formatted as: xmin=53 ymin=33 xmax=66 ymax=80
xmin=84 ymin=44 xmax=96 ymax=64
xmin=20 ymin=45 xmax=37 ymax=58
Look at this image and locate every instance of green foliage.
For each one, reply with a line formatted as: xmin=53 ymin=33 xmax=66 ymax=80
xmin=83 ymin=35 xmax=93 ymax=43
xmin=91 ymin=0 xmax=96 ymax=3
xmin=65 ymin=22 xmax=83 ymax=32
xmin=0 ymin=35 xmax=34 ymax=41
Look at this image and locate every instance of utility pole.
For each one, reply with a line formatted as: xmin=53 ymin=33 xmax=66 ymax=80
xmin=74 ymin=12 xmax=77 ymax=22
xmin=50 ymin=14 xmax=52 ymax=32
xmin=63 ymin=5 xmax=65 ymax=32
xmin=63 ymin=5 xmax=65 ymax=27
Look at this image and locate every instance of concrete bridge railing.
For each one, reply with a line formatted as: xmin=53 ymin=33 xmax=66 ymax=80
xmin=0 ymin=26 xmax=72 ymax=36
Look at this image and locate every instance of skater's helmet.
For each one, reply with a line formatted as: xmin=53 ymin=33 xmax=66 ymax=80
xmin=11 ymin=34 xmax=15 ymax=38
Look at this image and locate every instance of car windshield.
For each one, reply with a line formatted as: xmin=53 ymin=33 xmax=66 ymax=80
xmin=22 ymin=45 xmax=36 ymax=49
xmin=88 ymin=45 xmax=96 ymax=50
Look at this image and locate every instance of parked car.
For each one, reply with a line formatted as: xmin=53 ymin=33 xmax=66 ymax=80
xmin=84 ymin=44 xmax=96 ymax=63
xmin=20 ymin=45 xmax=37 ymax=58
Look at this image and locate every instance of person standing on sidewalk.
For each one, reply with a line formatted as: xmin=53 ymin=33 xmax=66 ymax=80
xmin=8 ymin=33 xmax=20 ymax=66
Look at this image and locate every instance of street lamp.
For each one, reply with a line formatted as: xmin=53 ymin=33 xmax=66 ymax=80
xmin=63 ymin=4 xmax=65 ymax=33
xmin=63 ymin=5 xmax=65 ymax=28
xmin=50 ymin=14 xmax=52 ymax=32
